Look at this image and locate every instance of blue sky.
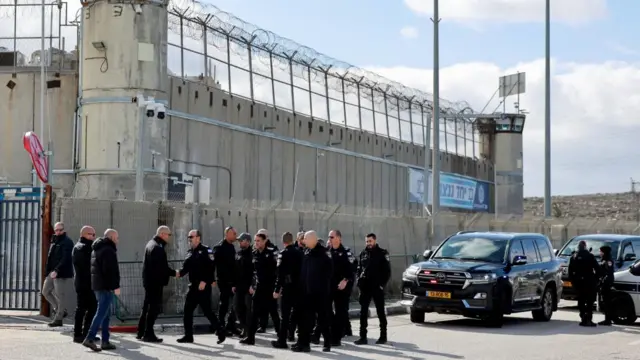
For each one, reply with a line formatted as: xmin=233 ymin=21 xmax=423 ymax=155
xmin=212 ymin=0 xmax=640 ymax=68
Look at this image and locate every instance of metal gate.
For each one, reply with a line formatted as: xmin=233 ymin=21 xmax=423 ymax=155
xmin=0 ymin=187 xmax=42 ymax=310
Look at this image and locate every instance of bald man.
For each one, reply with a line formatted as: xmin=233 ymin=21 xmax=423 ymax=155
xmin=42 ymin=221 xmax=75 ymax=327
xmin=83 ymin=229 xmax=121 ymax=352
xmin=72 ymin=226 xmax=97 ymax=343
xmin=138 ymin=226 xmax=178 ymax=342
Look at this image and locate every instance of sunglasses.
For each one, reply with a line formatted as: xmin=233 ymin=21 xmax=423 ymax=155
xmin=188 ymin=235 xmax=196 ymax=239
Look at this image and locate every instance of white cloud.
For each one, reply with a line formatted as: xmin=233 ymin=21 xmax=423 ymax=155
xmin=367 ymin=59 xmax=640 ymax=196
xmin=400 ymin=26 xmax=419 ymax=39
xmin=404 ymin=0 xmax=608 ymax=24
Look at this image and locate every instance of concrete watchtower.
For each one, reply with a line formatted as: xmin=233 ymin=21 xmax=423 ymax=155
xmin=476 ymin=114 xmax=526 ymax=216
xmin=75 ymin=0 xmax=169 ymax=199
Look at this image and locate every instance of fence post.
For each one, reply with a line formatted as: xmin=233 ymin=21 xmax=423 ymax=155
xmin=40 ymin=184 xmax=53 ymax=316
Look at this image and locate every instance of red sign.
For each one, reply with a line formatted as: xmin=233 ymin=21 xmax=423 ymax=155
xmin=23 ymin=131 xmax=48 ymax=183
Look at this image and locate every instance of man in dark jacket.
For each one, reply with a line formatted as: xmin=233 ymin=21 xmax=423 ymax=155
xmin=72 ymin=226 xmax=97 ymax=343
xmin=327 ymin=229 xmax=355 ymax=346
xmin=213 ymin=226 xmax=240 ymax=335
xmin=233 ymin=233 xmax=254 ymax=337
xmin=292 ymin=230 xmax=333 ymax=353
xmin=42 ymin=222 xmax=75 ymax=327
xmin=137 ymin=226 xmax=179 ymax=342
xmin=256 ymin=228 xmax=278 ymax=332
xmin=598 ymin=245 xmax=615 ymax=326
xmin=271 ymin=232 xmax=303 ymax=349
xmin=83 ymin=229 xmax=121 ymax=352
xmin=568 ymin=240 xmax=601 ymax=327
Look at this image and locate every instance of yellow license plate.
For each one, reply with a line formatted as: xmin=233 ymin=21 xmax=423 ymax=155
xmin=427 ymin=291 xmax=451 ymax=299
xmin=563 ymin=281 xmax=572 ymax=288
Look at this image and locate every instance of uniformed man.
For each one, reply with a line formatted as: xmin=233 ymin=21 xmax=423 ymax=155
xmin=176 ymin=230 xmax=225 ymax=344
xmin=327 ymin=230 xmax=355 ymax=346
xmin=233 ymin=233 xmax=254 ymax=338
xmin=598 ymin=245 xmax=615 ymax=326
xmin=240 ymin=233 xmax=281 ymax=345
xmin=294 ymin=231 xmax=305 ymax=249
xmin=272 ymin=232 xmax=303 ymax=349
xmin=568 ymin=240 xmax=601 ymax=327
xmin=354 ymin=233 xmax=391 ymax=345
xmin=292 ymin=230 xmax=333 ymax=353
xmin=257 ymin=228 xmax=278 ymax=332
xmin=213 ymin=227 xmax=240 ymax=336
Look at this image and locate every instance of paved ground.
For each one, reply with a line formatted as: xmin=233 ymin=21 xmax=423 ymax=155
xmin=0 ymin=307 xmax=639 ymax=360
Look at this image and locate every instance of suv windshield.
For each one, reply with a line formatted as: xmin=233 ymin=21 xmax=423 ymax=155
xmin=431 ymin=236 xmax=508 ymax=263
xmin=558 ymin=238 xmax=620 ymax=259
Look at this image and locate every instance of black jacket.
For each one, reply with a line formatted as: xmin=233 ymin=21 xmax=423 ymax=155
xmin=599 ymin=254 xmax=615 ymax=289
xmin=357 ymin=244 xmax=391 ymax=290
xmin=568 ymin=248 xmax=600 ymax=288
xmin=329 ymin=244 xmax=356 ymax=289
xmin=252 ymin=246 xmax=278 ymax=292
xmin=299 ymin=245 xmax=333 ymax=297
xmin=72 ymin=237 xmax=93 ymax=292
xmin=91 ymin=237 xmax=120 ymax=291
xmin=266 ymin=239 xmax=279 ymax=252
xmin=274 ymin=244 xmax=303 ymax=293
xmin=179 ymin=243 xmax=215 ymax=286
xmin=46 ymin=233 xmax=74 ymax=278
xmin=142 ymin=237 xmax=175 ymax=289
xmin=213 ymin=239 xmax=237 ymax=285
xmin=235 ymin=246 xmax=254 ymax=290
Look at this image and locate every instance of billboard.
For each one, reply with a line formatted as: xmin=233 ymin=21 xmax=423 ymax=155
xmin=408 ymin=167 xmax=490 ymax=212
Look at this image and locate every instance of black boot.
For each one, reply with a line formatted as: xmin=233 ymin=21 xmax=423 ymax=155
xmin=376 ymin=330 xmax=387 ymax=344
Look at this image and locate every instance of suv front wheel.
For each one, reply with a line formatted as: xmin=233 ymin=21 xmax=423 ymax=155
xmin=532 ymin=286 xmax=554 ymax=321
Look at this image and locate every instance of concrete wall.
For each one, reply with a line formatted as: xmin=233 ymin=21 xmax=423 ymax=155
xmin=0 ymin=70 xmax=76 ymax=193
xmin=494 ymin=132 xmax=524 ymax=215
xmin=167 ymin=78 xmax=494 ymax=214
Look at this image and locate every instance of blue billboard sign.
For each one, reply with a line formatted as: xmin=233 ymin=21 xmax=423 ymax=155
xmin=408 ymin=168 xmax=490 ymax=212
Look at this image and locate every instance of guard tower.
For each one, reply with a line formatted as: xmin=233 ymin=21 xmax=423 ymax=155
xmin=476 ymin=113 xmax=526 ymax=216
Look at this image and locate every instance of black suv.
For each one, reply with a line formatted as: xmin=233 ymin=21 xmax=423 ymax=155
xmin=401 ymin=231 xmax=563 ymax=327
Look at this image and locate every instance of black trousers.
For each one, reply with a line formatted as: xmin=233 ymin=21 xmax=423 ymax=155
xmin=298 ymin=294 xmax=331 ymax=347
xmin=331 ymin=288 xmax=351 ymax=341
xmin=183 ymin=285 xmax=220 ymax=337
xmin=248 ymin=289 xmax=280 ymax=340
xmin=600 ymin=286 xmax=613 ymax=322
xmin=576 ymin=284 xmax=597 ymax=322
xmin=234 ymin=288 xmax=252 ymax=335
xmin=218 ymin=284 xmax=237 ymax=330
xmin=137 ymin=286 xmax=163 ymax=338
xmin=358 ymin=286 xmax=387 ymax=337
xmin=74 ymin=290 xmax=97 ymax=338
xmin=277 ymin=289 xmax=298 ymax=343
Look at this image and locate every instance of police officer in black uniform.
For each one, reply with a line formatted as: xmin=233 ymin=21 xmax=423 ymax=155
xmin=354 ymin=233 xmax=391 ymax=345
xmin=327 ymin=230 xmax=355 ymax=346
xmin=176 ymin=229 xmax=225 ymax=344
xmin=598 ymin=245 xmax=615 ymax=326
xmin=568 ymin=240 xmax=601 ymax=327
xmin=257 ymin=228 xmax=278 ymax=332
xmin=240 ymin=233 xmax=281 ymax=345
xmin=213 ymin=227 xmax=240 ymax=336
xmin=272 ymin=232 xmax=303 ymax=349
xmin=292 ymin=230 xmax=333 ymax=353
xmin=233 ymin=233 xmax=254 ymax=338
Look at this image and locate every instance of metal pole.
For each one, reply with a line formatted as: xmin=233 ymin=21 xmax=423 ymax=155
xmin=192 ymin=179 xmax=200 ymax=229
xmin=135 ymin=106 xmax=144 ymax=201
xmin=543 ymin=0 xmax=552 ymax=217
xmin=431 ymin=0 xmax=441 ymax=238
xmin=39 ymin=0 xmax=46 ymax=197
xmin=423 ymin=112 xmax=432 ymax=216
xmin=494 ymin=167 xmax=498 ymax=219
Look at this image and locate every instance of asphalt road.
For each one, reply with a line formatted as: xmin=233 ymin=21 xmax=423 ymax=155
xmin=1 ymin=309 xmax=638 ymax=360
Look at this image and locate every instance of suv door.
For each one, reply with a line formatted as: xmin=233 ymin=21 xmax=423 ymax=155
xmin=521 ymin=238 xmax=542 ymax=302
xmin=508 ymin=239 xmax=530 ymax=306
xmin=620 ymin=241 xmax=637 ymax=269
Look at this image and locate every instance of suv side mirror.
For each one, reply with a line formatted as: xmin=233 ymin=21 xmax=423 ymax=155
xmin=553 ymin=249 xmax=559 ymax=256
xmin=512 ymin=255 xmax=527 ymax=266
xmin=624 ymin=253 xmax=637 ymax=262
xmin=423 ymin=249 xmax=433 ymax=260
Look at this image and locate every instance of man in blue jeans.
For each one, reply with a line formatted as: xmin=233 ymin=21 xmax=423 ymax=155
xmin=83 ymin=229 xmax=121 ymax=352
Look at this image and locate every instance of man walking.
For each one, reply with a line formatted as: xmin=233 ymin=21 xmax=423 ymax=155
xmin=569 ymin=240 xmax=600 ymax=327
xmin=271 ymin=232 xmax=303 ymax=349
xmin=327 ymin=229 xmax=355 ymax=346
xmin=233 ymin=233 xmax=254 ymax=338
xmin=43 ymin=222 xmax=74 ymax=327
xmin=72 ymin=226 xmax=97 ymax=343
xmin=83 ymin=229 xmax=121 ymax=352
xmin=213 ymin=226 xmax=240 ymax=336
xmin=137 ymin=226 xmax=179 ymax=342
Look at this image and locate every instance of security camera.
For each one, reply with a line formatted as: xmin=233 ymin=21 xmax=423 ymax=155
xmin=133 ymin=4 xmax=142 ymax=14
xmin=145 ymin=103 xmax=155 ymax=118
xmin=156 ymin=103 xmax=166 ymax=119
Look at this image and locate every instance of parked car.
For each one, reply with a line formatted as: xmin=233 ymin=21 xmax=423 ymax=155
xmin=401 ymin=231 xmax=563 ymax=327
xmin=609 ymin=259 xmax=640 ymax=325
xmin=556 ymin=234 xmax=640 ymax=300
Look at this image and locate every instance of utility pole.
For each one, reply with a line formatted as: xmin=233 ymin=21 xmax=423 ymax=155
xmin=543 ymin=0 xmax=552 ymax=217
xmin=431 ymin=0 xmax=441 ymax=241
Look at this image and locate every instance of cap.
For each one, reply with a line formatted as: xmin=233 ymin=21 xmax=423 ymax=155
xmin=238 ymin=233 xmax=251 ymax=242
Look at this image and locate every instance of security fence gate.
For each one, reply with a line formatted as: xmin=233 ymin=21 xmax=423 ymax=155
xmin=0 ymin=188 xmax=42 ymax=310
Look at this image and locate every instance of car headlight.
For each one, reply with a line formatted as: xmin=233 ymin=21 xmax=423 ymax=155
xmin=469 ymin=273 xmax=497 ymax=283
xmin=403 ymin=265 xmax=420 ymax=279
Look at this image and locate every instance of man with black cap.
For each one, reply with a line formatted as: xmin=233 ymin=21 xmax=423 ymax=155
xmin=598 ymin=245 xmax=615 ymax=326
xmin=213 ymin=226 xmax=240 ymax=336
xmin=568 ymin=240 xmax=601 ymax=326
xmin=233 ymin=233 xmax=254 ymax=337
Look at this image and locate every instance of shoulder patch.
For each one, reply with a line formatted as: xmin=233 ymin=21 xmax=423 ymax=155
xmin=267 ymin=246 xmax=275 ymax=251
xmin=607 ymin=260 xmax=613 ymax=267
xmin=326 ymin=251 xmax=332 ymax=258
xmin=384 ymin=253 xmax=390 ymax=262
